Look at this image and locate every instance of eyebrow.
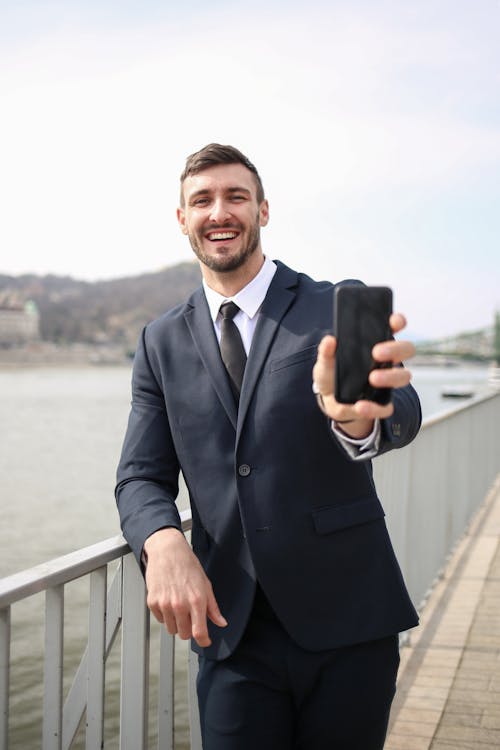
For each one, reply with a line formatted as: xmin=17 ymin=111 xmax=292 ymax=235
xmin=188 ymin=186 xmax=252 ymax=201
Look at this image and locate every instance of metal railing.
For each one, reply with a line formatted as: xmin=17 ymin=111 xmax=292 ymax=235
xmin=0 ymin=512 xmax=201 ymax=750
xmin=374 ymin=390 xmax=500 ymax=610
xmin=1 ymin=390 xmax=500 ymax=749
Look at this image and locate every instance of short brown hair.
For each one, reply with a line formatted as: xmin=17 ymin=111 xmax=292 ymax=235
xmin=180 ymin=143 xmax=265 ymax=205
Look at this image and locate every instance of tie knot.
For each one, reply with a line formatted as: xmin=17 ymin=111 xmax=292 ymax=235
xmin=220 ymin=301 xmax=240 ymax=321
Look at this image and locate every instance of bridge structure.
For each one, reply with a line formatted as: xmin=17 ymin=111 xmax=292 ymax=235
xmin=1 ymin=390 xmax=500 ymax=749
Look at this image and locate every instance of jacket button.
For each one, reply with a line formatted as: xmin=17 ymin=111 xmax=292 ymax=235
xmin=238 ymin=464 xmax=251 ymax=477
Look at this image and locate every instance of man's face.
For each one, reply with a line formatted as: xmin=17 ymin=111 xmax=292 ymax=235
xmin=177 ymin=163 xmax=269 ymax=274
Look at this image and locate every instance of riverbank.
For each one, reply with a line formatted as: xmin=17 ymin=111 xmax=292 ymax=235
xmin=0 ymin=342 xmax=130 ymax=367
xmin=1 ymin=343 xmax=495 ymax=369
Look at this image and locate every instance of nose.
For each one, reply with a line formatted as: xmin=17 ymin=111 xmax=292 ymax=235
xmin=209 ymin=199 xmax=231 ymax=224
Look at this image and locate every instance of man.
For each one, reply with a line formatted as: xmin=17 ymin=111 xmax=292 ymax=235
xmin=116 ymin=144 xmax=421 ymax=749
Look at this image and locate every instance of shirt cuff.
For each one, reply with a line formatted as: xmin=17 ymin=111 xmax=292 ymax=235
xmin=331 ymin=418 xmax=381 ymax=461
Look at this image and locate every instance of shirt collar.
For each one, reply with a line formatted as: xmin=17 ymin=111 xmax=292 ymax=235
xmin=203 ymin=256 xmax=277 ymax=323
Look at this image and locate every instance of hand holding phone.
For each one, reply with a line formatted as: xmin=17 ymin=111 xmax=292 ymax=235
xmin=333 ymin=285 xmax=393 ymax=405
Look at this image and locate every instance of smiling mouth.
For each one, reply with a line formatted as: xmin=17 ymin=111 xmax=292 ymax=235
xmin=206 ymin=231 xmax=239 ymax=241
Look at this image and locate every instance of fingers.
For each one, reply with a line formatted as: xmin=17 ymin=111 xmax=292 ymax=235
xmin=170 ymin=586 xmax=227 ymax=647
xmin=185 ymin=583 xmax=228 ymax=648
xmin=369 ymin=366 xmax=412 ymax=389
xmin=382 ymin=312 xmax=415 ymax=361
xmin=390 ymin=311 xmax=411 ymax=334
xmin=178 ymin=592 xmax=210 ymax=646
xmin=207 ymin=586 xmax=228 ymax=628
xmin=369 ymin=312 xmax=415 ymax=391
xmin=149 ymin=588 xmax=214 ymax=647
xmin=372 ymin=339 xmax=415 ymax=364
xmin=154 ymin=586 xmax=230 ymax=647
xmin=147 ymin=594 xmax=180 ymax=636
xmin=188 ymin=585 xmax=228 ymax=648
xmin=373 ymin=307 xmax=415 ymax=366
xmin=175 ymin=596 xmax=202 ymax=641
xmin=190 ymin=608 xmax=211 ymax=648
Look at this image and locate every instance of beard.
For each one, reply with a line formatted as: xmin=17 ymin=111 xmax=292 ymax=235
xmin=187 ymin=214 xmax=261 ymax=273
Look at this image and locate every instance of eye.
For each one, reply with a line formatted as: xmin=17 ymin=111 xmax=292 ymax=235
xmin=192 ymin=198 xmax=209 ymax=206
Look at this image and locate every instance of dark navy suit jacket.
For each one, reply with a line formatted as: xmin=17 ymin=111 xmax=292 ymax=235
xmin=116 ymin=261 xmax=421 ymax=660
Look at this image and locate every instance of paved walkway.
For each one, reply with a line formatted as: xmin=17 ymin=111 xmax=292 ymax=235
xmin=386 ymin=473 xmax=500 ymax=749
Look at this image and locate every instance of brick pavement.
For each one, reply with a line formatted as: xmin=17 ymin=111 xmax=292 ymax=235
xmin=385 ymin=473 xmax=500 ymax=750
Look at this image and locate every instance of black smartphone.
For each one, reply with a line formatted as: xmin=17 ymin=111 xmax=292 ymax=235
xmin=333 ymin=285 xmax=393 ymax=405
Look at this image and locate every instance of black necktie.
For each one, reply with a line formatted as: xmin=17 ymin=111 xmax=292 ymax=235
xmin=219 ymin=301 xmax=247 ymax=402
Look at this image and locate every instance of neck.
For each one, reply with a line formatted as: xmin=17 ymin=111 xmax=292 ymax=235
xmin=201 ymin=252 xmax=265 ymax=297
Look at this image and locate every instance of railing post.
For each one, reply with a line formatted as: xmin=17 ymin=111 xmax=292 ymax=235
xmin=157 ymin=628 xmax=175 ymax=750
xmin=43 ymin=585 xmax=64 ymax=750
xmin=0 ymin=607 xmax=10 ymax=750
xmin=120 ymin=554 xmax=149 ymax=750
xmin=86 ymin=566 xmax=107 ymax=749
xmin=188 ymin=647 xmax=202 ymax=750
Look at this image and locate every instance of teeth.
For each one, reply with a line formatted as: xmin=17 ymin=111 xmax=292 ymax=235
xmin=208 ymin=232 xmax=237 ymax=240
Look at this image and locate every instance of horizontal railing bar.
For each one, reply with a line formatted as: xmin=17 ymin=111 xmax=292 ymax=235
xmin=0 ymin=537 xmax=128 ymax=609
xmin=0 ymin=510 xmax=192 ymax=609
xmin=420 ymin=389 xmax=500 ymax=430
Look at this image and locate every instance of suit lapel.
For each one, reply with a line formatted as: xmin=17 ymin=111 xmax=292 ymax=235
xmin=184 ymin=288 xmax=238 ymax=429
xmin=237 ymin=263 xmax=298 ymax=439
xmin=184 ymin=263 xmax=299 ymax=435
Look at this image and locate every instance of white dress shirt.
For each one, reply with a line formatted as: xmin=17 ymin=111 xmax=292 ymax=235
xmin=203 ymin=255 xmax=277 ymax=355
xmin=203 ymin=256 xmax=380 ymax=461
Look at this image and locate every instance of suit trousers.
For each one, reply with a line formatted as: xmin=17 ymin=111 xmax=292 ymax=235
xmin=197 ymin=586 xmax=400 ymax=750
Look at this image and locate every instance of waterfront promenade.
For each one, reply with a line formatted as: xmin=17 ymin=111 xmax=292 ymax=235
xmin=386 ymin=473 xmax=500 ymax=750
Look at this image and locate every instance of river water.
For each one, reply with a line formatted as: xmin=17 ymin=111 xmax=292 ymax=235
xmin=0 ymin=363 xmax=494 ymax=748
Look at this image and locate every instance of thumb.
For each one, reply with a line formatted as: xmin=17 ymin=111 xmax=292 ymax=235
xmin=317 ymin=334 xmax=337 ymax=361
xmin=313 ymin=335 xmax=337 ymax=396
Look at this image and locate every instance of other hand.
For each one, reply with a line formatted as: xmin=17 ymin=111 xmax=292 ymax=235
xmin=143 ymin=527 xmax=227 ymax=648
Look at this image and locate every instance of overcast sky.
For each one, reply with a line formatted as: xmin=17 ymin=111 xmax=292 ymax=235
xmin=1 ymin=0 xmax=499 ymax=339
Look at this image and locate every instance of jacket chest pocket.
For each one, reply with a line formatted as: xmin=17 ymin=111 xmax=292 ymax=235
xmin=269 ymin=345 xmax=318 ymax=373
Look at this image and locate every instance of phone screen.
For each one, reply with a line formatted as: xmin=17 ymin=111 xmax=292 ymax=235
xmin=333 ymin=285 xmax=393 ymax=404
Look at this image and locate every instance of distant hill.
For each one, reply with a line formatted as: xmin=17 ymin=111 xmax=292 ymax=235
xmin=0 ymin=262 xmax=202 ymax=349
xmin=1 ymin=265 xmax=497 ymax=363
xmin=415 ymin=322 xmax=498 ymax=362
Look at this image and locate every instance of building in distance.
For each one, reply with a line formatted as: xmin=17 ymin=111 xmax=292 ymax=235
xmin=0 ymin=294 xmax=40 ymax=346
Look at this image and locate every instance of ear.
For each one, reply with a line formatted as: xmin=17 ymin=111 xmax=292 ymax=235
xmin=176 ymin=207 xmax=188 ymax=235
xmin=259 ymin=199 xmax=270 ymax=227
